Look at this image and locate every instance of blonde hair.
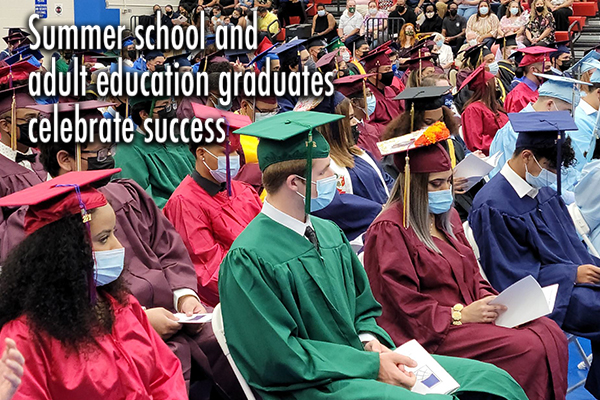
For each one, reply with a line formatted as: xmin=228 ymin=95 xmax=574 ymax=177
xmin=530 ymin=0 xmax=549 ymax=20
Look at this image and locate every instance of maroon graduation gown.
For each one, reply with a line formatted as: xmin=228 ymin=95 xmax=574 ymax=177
xmin=0 ymin=153 xmax=47 ymax=262
xmin=364 ymin=204 xmax=568 ymax=400
xmin=365 ymin=82 xmax=404 ymax=139
xmin=99 ymin=179 xmax=245 ymax=400
xmin=356 ymin=120 xmax=382 ymax=160
xmin=460 ymin=101 xmax=509 ymax=156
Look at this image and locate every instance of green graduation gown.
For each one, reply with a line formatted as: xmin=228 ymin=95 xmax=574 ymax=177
xmin=114 ymin=128 xmax=195 ymax=209
xmin=219 ymin=213 xmax=528 ymax=400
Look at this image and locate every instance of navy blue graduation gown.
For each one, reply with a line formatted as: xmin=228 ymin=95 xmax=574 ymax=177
xmin=469 ymin=172 xmax=600 ymax=398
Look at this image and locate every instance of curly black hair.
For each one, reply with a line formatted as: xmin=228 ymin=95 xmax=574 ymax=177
xmin=0 ymin=213 xmax=128 ymax=351
xmin=513 ymin=136 xmax=577 ymax=170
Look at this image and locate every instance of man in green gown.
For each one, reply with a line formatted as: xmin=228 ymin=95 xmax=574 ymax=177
xmin=114 ymin=92 xmax=195 ymax=208
xmin=219 ymin=112 xmax=528 ymax=400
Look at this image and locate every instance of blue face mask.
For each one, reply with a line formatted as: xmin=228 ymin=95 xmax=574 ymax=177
xmin=204 ymin=149 xmax=241 ymax=183
xmin=525 ymin=156 xmax=557 ymax=188
xmin=93 ymin=248 xmax=125 ymax=286
xmin=366 ymin=94 xmax=377 ymax=117
xmin=428 ymin=189 xmax=454 ymax=214
xmin=296 ymin=175 xmax=338 ymax=212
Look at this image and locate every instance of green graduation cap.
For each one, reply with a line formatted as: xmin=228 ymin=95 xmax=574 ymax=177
xmin=326 ymin=37 xmax=346 ymax=52
xmin=234 ymin=111 xmax=343 ymax=213
xmin=128 ymin=76 xmax=170 ymax=115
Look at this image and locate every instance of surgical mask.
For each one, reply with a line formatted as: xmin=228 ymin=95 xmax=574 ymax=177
xmin=428 ymin=189 xmax=454 ymax=214
xmin=254 ymin=110 xmax=277 ymax=122
xmin=435 ymin=39 xmax=444 ymax=48
xmin=203 ymin=149 xmax=241 ymax=183
xmin=487 ymin=61 xmax=499 ymax=75
xmin=479 ymin=6 xmax=489 ymax=14
xmin=469 ymin=39 xmax=478 ymax=46
xmin=426 ymin=12 xmax=435 ymax=18
xmin=342 ymin=51 xmax=351 ymax=62
xmin=525 ymin=156 xmax=557 ymax=188
xmin=369 ymin=7 xmax=378 ymax=14
xmin=304 ymin=58 xmax=317 ymax=74
xmin=296 ymin=175 xmax=338 ymax=212
xmin=443 ymin=93 xmax=454 ymax=108
xmin=87 ymin=155 xmax=116 ymax=172
xmin=366 ymin=94 xmax=377 ymax=116
xmin=349 ymin=6 xmax=356 ymax=12
xmin=93 ymin=248 xmax=125 ymax=287
xmin=449 ymin=9 xmax=457 ymax=16
xmin=318 ymin=10 xmax=326 ymax=16
xmin=157 ymin=106 xmax=177 ymax=121
xmin=510 ymin=7 xmax=519 ymax=14
xmin=215 ymin=12 xmax=222 ymax=17
xmin=380 ymin=71 xmax=394 ymax=86
xmin=212 ymin=94 xmax=233 ymax=111
xmin=351 ymin=124 xmax=360 ymax=142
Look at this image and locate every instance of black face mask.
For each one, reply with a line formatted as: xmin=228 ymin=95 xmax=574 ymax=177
xmin=128 ymin=50 xmax=137 ymax=60
xmin=379 ymin=71 xmax=394 ymax=86
xmin=351 ymin=124 xmax=360 ymax=143
xmin=157 ymin=107 xmax=177 ymax=121
xmin=449 ymin=9 xmax=458 ymax=16
xmin=16 ymin=122 xmax=37 ymax=148
xmin=559 ymin=59 xmax=572 ymax=71
xmin=398 ymin=5 xmax=405 ymax=12
xmin=166 ymin=11 xmax=173 ymax=17
xmin=535 ymin=6 xmax=545 ymax=12
xmin=339 ymin=68 xmax=350 ymax=77
xmin=88 ymin=156 xmax=116 ymax=187
xmin=116 ymin=102 xmax=128 ymax=117
xmin=154 ymin=64 xmax=166 ymax=72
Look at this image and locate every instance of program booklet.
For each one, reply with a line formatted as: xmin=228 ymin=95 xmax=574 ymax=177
xmin=394 ymin=340 xmax=460 ymax=395
xmin=174 ymin=313 xmax=213 ymax=324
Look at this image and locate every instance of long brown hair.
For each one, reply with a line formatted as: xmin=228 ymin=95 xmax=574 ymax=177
xmin=318 ymin=97 xmax=363 ymax=168
xmin=463 ymin=77 xmax=506 ymax=116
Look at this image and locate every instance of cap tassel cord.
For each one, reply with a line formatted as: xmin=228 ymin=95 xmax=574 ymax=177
xmin=9 ymin=66 xmax=17 ymax=151
xmin=225 ymin=124 xmax=232 ymax=197
xmin=305 ymin=128 xmax=314 ymax=215
xmin=403 ymin=152 xmax=410 ymax=228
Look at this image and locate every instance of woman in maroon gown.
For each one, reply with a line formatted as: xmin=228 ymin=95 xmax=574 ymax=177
xmin=363 ymin=142 xmax=568 ymax=400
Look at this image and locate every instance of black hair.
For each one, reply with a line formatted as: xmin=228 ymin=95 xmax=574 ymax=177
xmin=257 ymin=6 xmax=267 ymax=13
xmin=513 ymin=136 xmax=576 ymax=169
xmin=0 ymin=214 xmax=128 ymax=351
xmin=39 ymin=141 xmax=90 ymax=178
xmin=131 ymin=101 xmax=153 ymax=125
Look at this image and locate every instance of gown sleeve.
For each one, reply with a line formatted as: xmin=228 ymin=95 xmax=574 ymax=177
xmin=115 ymin=146 xmax=153 ymax=202
xmin=219 ymin=248 xmax=382 ymax=392
xmin=363 ymin=220 xmax=452 ymax=352
xmin=128 ymin=297 xmax=188 ymax=400
xmin=461 ymin=103 xmax=485 ymax=153
xmin=163 ymin=194 xmax=226 ymax=305
xmin=468 ymin=203 xmax=579 ymax=326
xmin=0 ymin=320 xmax=51 ymax=400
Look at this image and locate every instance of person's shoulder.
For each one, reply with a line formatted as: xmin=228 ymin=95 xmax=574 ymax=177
xmin=471 ymin=173 xmax=515 ymax=210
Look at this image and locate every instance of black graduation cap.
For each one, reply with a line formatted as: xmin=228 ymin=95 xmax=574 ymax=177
xmin=144 ymin=50 xmax=165 ymax=61
xmin=224 ymin=48 xmax=251 ymax=64
xmin=305 ymin=35 xmax=327 ymax=50
xmin=344 ymin=34 xmax=368 ymax=54
xmin=495 ymin=34 xmax=518 ymax=48
xmin=462 ymin=43 xmax=491 ymax=66
xmin=401 ymin=54 xmax=437 ymax=69
xmin=3 ymin=47 xmax=43 ymax=66
xmin=510 ymin=110 xmax=578 ymax=194
xmin=271 ymin=38 xmax=307 ymax=64
xmin=549 ymin=40 xmax=570 ymax=58
xmin=394 ymin=86 xmax=451 ymax=131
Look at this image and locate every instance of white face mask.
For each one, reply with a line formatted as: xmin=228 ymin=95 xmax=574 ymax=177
xmin=342 ymin=51 xmax=351 ymax=62
xmin=469 ymin=39 xmax=478 ymax=46
xmin=317 ymin=9 xmax=326 ymax=16
xmin=369 ymin=7 xmax=378 ymax=14
xmin=510 ymin=7 xmax=519 ymax=14
xmin=479 ymin=6 xmax=489 ymax=14
xmin=426 ymin=12 xmax=435 ymax=18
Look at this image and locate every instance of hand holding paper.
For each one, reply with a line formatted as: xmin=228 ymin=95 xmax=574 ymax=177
xmin=453 ymin=152 xmax=502 ymax=192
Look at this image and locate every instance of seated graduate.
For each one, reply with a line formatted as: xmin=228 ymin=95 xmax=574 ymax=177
xmin=574 ymin=160 xmax=600 ymax=256
xmin=114 ymin=85 xmax=195 ymax=209
xmin=33 ymin=101 xmax=244 ymax=399
xmin=219 ymin=111 xmax=528 ymax=400
xmin=573 ymin=60 xmax=600 ymax=163
xmin=163 ymin=105 xmax=262 ymax=307
xmin=0 ymin=170 xmax=188 ymax=399
xmin=363 ymin=128 xmax=568 ymax=400
xmin=469 ymin=111 xmax=600 ymax=399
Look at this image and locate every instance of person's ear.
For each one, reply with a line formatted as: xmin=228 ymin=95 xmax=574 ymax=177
xmin=139 ymin=109 xmax=149 ymax=121
xmin=56 ymin=150 xmax=75 ymax=173
xmin=0 ymin=118 xmax=9 ymax=134
xmin=196 ymin=147 xmax=206 ymax=160
xmin=286 ymin=174 xmax=302 ymax=193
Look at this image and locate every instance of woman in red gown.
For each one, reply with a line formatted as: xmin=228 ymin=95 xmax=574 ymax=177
xmin=363 ymin=142 xmax=568 ymax=400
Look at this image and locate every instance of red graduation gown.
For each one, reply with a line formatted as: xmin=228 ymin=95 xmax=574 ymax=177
xmin=364 ymin=204 xmax=568 ymax=400
xmin=0 ymin=153 xmax=47 ymax=262
xmin=356 ymin=120 xmax=382 ymax=160
xmin=0 ymin=295 xmax=187 ymax=400
xmin=365 ymin=82 xmax=404 ymax=139
xmin=504 ymin=81 xmax=539 ymax=114
xmin=163 ymin=176 xmax=262 ymax=307
xmin=461 ymin=101 xmax=509 ymax=156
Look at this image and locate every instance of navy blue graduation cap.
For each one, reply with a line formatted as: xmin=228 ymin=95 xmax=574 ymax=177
xmin=165 ymin=52 xmax=192 ymax=68
xmin=305 ymin=35 xmax=326 ymax=50
xmin=549 ymin=40 xmax=570 ymax=59
xmin=145 ymin=50 xmax=164 ymax=60
xmin=224 ymin=48 xmax=250 ymax=64
xmin=271 ymin=38 xmax=307 ymax=65
xmin=206 ymin=34 xmax=216 ymax=46
xmin=247 ymin=44 xmax=277 ymax=68
xmin=344 ymin=34 xmax=368 ymax=53
xmin=3 ymin=47 xmax=43 ymax=65
xmin=510 ymin=110 xmax=577 ymax=194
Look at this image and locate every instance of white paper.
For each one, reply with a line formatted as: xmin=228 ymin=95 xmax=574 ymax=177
xmin=453 ymin=152 xmax=501 ymax=191
xmin=174 ymin=313 xmax=213 ymax=324
xmin=394 ymin=340 xmax=460 ymax=395
xmin=172 ymin=15 xmax=188 ymax=25
xmin=489 ymin=276 xmax=558 ymax=328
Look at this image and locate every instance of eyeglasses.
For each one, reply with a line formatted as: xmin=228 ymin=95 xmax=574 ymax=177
xmin=82 ymin=144 xmax=117 ymax=162
xmin=255 ymin=104 xmax=281 ymax=114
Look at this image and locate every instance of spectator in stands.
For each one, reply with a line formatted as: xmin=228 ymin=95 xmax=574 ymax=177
xmin=388 ymin=0 xmax=417 ymax=28
xmin=278 ymin=0 xmax=307 ymax=27
xmin=548 ymin=0 xmax=573 ymax=32
xmin=497 ymin=1 xmax=528 ymax=45
xmin=210 ymin=5 xmax=227 ymax=30
xmin=312 ymin=3 xmax=338 ymax=43
xmin=398 ymin=22 xmax=416 ymax=49
xmin=457 ymin=0 xmax=480 ymax=21
xmin=355 ymin=0 xmax=371 ymax=19
xmin=443 ymin=2 xmax=467 ymax=55
xmin=419 ymin=3 xmax=444 ymax=32
xmin=258 ymin=6 xmax=279 ymax=37
xmin=525 ymin=0 xmax=555 ymax=46
xmin=231 ymin=7 xmax=249 ymax=28
xmin=219 ymin=0 xmax=239 ymax=15
xmin=256 ymin=0 xmax=273 ymax=9
xmin=361 ymin=1 xmax=388 ymax=46
xmin=432 ymin=32 xmax=454 ymax=69
xmin=238 ymin=0 xmax=254 ymax=12
xmin=338 ymin=0 xmax=364 ymax=41
xmin=466 ymin=0 xmax=499 ymax=48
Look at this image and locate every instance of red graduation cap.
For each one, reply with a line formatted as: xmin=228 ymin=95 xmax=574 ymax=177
xmin=0 ymin=169 xmax=120 ymax=235
xmin=333 ymin=73 xmax=376 ymax=97
xmin=191 ymin=102 xmax=251 ymax=196
xmin=0 ymin=57 xmax=40 ymax=87
xmin=315 ymin=48 xmax=341 ymax=69
xmin=518 ymin=46 xmax=555 ymax=67
xmin=459 ymin=63 xmax=495 ymax=92
xmin=361 ymin=46 xmax=392 ymax=72
xmin=256 ymin=36 xmax=274 ymax=56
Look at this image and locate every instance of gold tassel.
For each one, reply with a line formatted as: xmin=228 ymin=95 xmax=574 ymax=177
xmin=76 ymin=143 xmax=82 ymax=171
xmin=410 ymin=102 xmax=415 ymax=132
xmin=125 ymin=98 xmax=129 ymax=118
xmin=10 ymin=92 xmax=17 ymax=151
xmin=403 ymin=153 xmax=410 ymax=228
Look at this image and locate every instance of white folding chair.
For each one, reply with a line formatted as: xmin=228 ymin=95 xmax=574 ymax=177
xmin=211 ymin=304 xmax=258 ymax=400
xmin=567 ymin=203 xmax=600 ymax=258
xmin=462 ymin=221 xmax=488 ymax=281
